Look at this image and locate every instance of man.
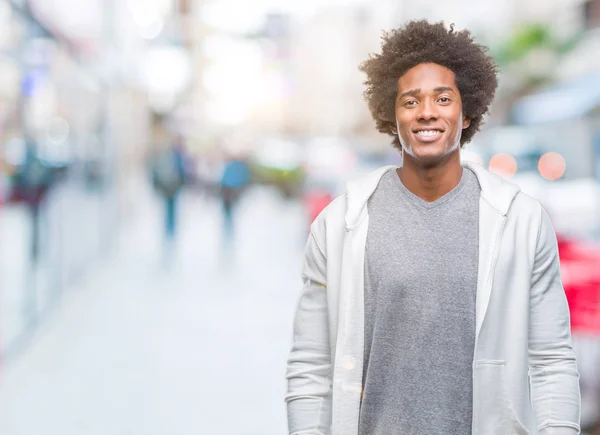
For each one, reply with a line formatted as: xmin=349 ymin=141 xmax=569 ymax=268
xmin=285 ymin=20 xmax=581 ymax=435
xmin=151 ymin=135 xmax=187 ymax=244
xmin=219 ymin=156 xmax=251 ymax=234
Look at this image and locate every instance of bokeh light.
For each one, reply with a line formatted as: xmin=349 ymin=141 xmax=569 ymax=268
xmin=488 ymin=153 xmax=518 ymax=179
xmin=538 ymin=151 xmax=566 ymax=181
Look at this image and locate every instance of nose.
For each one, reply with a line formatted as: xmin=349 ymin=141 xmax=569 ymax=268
xmin=417 ymin=98 xmax=438 ymax=121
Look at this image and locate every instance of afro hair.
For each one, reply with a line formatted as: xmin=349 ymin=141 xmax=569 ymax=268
xmin=359 ymin=20 xmax=499 ymax=148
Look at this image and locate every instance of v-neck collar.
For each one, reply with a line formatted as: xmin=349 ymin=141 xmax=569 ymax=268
xmin=391 ymin=167 xmax=469 ymax=209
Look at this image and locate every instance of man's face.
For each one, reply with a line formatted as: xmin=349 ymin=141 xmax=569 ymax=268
xmin=393 ymin=63 xmax=470 ymax=165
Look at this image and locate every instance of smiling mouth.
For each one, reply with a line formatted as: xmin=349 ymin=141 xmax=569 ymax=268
xmin=413 ymin=129 xmax=444 ymax=140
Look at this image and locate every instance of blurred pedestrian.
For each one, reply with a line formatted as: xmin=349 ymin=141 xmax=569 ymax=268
xmin=11 ymin=138 xmax=54 ymax=324
xmin=12 ymin=139 xmax=53 ymax=263
xmin=219 ymin=157 xmax=250 ymax=235
xmin=151 ymin=136 xmax=187 ymax=246
xmin=286 ymin=20 xmax=581 ymax=435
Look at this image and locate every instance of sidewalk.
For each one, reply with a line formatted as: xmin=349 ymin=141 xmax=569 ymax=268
xmin=0 ymin=182 xmax=116 ymax=358
xmin=0 ymin=186 xmax=306 ymax=435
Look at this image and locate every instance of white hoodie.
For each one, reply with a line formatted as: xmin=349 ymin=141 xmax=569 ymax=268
xmin=286 ymin=162 xmax=581 ymax=435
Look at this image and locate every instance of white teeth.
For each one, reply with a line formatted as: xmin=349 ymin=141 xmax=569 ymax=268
xmin=416 ymin=130 xmax=440 ymax=137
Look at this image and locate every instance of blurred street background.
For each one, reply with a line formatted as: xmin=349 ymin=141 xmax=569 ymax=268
xmin=0 ymin=0 xmax=598 ymax=434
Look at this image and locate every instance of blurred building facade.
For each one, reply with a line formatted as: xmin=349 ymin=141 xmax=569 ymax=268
xmin=0 ymin=0 xmax=163 ymax=360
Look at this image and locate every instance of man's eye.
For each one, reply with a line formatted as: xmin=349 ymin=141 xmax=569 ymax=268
xmin=439 ymin=97 xmax=451 ymax=103
xmin=404 ymin=100 xmax=417 ymax=106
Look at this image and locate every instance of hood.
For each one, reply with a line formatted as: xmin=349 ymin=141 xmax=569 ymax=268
xmin=344 ymin=162 xmax=521 ymax=230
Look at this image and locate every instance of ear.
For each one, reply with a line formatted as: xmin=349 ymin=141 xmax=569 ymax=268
xmin=390 ymin=124 xmax=397 ymax=134
xmin=462 ymin=117 xmax=471 ymax=129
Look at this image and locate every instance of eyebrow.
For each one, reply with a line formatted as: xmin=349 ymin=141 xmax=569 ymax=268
xmin=397 ymin=86 xmax=456 ymax=100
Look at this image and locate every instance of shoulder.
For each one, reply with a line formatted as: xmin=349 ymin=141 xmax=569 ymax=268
xmin=508 ymin=191 xmax=550 ymax=241
xmin=308 ymin=194 xmax=347 ymax=255
xmin=310 ymin=194 xmax=346 ymax=234
xmin=511 ymin=191 xmax=544 ymax=216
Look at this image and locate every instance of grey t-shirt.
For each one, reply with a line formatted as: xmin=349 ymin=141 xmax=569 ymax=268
xmin=359 ymin=167 xmax=480 ymax=435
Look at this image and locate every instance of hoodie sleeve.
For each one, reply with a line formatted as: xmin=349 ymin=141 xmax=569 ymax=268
xmin=529 ymin=206 xmax=581 ymax=434
xmin=285 ymin=230 xmax=332 ymax=435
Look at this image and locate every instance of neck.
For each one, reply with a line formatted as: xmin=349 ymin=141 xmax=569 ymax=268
xmin=397 ymin=150 xmax=463 ymax=202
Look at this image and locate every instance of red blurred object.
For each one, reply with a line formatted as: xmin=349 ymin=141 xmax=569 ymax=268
xmin=303 ymin=190 xmax=334 ymax=225
xmin=558 ymin=234 xmax=600 ymax=335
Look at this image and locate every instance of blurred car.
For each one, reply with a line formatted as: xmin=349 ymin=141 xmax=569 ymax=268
xmin=558 ymin=234 xmax=600 ymax=335
xmin=303 ymin=188 xmax=334 ymax=226
xmin=251 ymin=138 xmax=305 ymax=198
xmin=559 ymin=234 xmax=600 ymax=434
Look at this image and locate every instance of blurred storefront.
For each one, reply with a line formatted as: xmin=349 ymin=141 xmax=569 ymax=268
xmin=0 ymin=0 xmax=152 ymax=361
